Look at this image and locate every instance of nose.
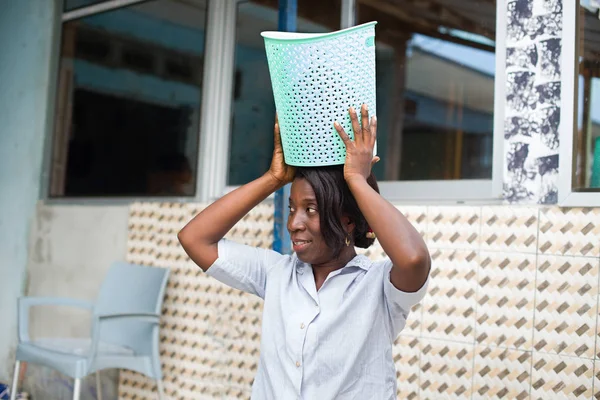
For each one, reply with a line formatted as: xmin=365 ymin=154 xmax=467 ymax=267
xmin=287 ymin=211 xmax=305 ymax=233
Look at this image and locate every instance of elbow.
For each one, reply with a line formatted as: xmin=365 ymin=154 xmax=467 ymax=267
xmin=177 ymin=225 xmax=216 ymax=250
xmin=177 ymin=227 xmax=191 ymax=248
xmin=404 ymin=247 xmax=431 ymax=272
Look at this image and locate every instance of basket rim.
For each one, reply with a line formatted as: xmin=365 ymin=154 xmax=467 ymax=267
xmin=261 ymin=21 xmax=377 ymax=44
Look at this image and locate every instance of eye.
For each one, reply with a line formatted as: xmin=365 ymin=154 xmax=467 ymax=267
xmin=288 ymin=205 xmax=296 ymax=213
xmin=306 ymin=207 xmax=318 ymax=214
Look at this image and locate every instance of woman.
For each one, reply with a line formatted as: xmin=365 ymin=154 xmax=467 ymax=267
xmin=178 ymin=104 xmax=430 ymax=399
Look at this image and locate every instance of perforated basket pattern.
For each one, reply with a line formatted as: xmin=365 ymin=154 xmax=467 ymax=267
xmin=263 ymin=23 xmax=377 ymax=166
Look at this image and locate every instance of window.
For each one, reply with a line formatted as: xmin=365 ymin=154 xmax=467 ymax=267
xmin=357 ymin=0 xmax=502 ymax=201
xmin=50 ymin=0 xmax=207 ymax=197
xmin=227 ymin=0 xmax=341 ymax=186
xmin=559 ymin=0 xmax=600 ymax=205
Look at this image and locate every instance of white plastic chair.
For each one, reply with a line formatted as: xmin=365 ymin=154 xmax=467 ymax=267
xmin=10 ymin=261 xmax=170 ymax=400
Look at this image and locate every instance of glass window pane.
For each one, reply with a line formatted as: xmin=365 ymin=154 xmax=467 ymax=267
xmin=228 ymin=0 xmax=341 ymax=186
xmin=573 ymin=0 xmax=600 ymax=191
xmin=358 ymin=1 xmax=496 ymax=181
xmin=51 ymin=0 xmax=207 ymax=197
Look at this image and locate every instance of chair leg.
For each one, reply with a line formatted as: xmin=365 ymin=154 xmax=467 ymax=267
xmin=96 ymin=371 xmax=103 ymax=400
xmin=9 ymin=360 xmax=20 ymax=400
xmin=156 ymin=379 xmax=165 ymax=400
xmin=72 ymin=378 xmax=81 ymax=400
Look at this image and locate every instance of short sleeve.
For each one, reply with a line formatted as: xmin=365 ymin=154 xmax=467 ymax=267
xmin=205 ymin=239 xmax=289 ymax=299
xmin=381 ymin=259 xmax=430 ymax=336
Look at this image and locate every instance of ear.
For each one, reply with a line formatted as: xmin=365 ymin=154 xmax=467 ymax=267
xmin=341 ymin=215 xmax=355 ymax=233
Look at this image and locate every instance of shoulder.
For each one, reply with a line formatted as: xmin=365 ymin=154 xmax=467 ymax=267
xmin=358 ymin=254 xmax=392 ymax=276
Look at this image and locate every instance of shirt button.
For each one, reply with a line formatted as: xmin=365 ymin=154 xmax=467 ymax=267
xmin=300 ymin=323 xmax=305 ymax=329
xmin=296 ymin=361 xmax=301 ymax=367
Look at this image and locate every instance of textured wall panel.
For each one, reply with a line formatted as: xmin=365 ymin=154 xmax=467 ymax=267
xmin=533 ymin=255 xmax=598 ymax=358
xmin=538 ymin=207 xmax=600 ymax=257
xmin=419 ymin=339 xmax=474 ymax=399
xmin=476 ymin=252 xmax=536 ymax=350
xmin=421 ymin=249 xmax=478 ymax=343
xmin=472 ymin=346 xmax=531 ymax=400
xmin=530 ymin=353 xmax=593 ymax=399
xmin=122 ymin=201 xmax=600 ymax=398
xmin=480 ymin=206 xmax=538 ymax=253
xmin=426 ymin=206 xmax=480 ymax=249
xmin=393 ymin=335 xmax=421 ymax=400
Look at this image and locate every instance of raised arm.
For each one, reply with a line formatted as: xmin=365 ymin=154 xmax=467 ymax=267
xmin=334 ymin=105 xmax=430 ymax=292
xmin=178 ymin=116 xmax=295 ymax=271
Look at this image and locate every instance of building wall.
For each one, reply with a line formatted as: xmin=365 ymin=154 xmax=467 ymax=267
xmin=120 ymin=201 xmax=600 ymax=399
xmin=0 ymin=0 xmax=580 ymax=398
xmin=26 ymin=204 xmax=130 ymax=339
xmin=0 ymin=0 xmax=58 ymax=383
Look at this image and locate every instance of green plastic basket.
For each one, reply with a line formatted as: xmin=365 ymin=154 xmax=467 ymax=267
xmin=261 ymin=21 xmax=377 ymax=166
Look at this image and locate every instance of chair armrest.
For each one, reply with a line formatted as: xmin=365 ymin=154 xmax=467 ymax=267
xmin=86 ymin=312 xmax=162 ymax=366
xmin=17 ymin=297 xmax=95 ymax=342
xmin=97 ymin=312 xmax=161 ymax=324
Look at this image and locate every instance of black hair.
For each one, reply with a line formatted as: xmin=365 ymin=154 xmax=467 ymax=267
xmin=294 ymin=165 xmax=380 ymax=258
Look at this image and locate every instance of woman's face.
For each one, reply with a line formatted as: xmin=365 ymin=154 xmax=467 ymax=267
xmin=287 ymin=178 xmax=356 ymax=268
xmin=287 ymin=178 xmax=334 ymax=265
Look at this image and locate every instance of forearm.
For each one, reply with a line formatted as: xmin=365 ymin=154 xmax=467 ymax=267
xmin=347 ymin=177 xmax=430 ymax=289
xmin=178 ymin=173 xmax=284 ymax=270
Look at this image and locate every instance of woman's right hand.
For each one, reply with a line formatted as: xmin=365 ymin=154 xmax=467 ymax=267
xmin=267 ymin=114 xmax=296 ymax=186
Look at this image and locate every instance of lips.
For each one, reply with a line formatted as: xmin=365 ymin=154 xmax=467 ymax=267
xmin=292 ymin=239 xmax=312 ymax=252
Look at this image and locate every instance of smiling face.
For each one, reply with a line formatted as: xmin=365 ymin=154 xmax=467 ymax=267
xmin=288 ymin=177 xmax=356 ymax=268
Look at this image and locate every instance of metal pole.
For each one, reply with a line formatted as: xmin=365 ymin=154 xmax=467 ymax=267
xmin=340 ymin=0 xmax=356 ymax=29
xmin=278 ymin=0 xmax=297 ymax=33
xmin=273 ymin=0 xmax=297 ymax=254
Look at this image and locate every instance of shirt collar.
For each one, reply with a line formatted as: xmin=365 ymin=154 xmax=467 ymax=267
xmin=345 ymin=254 xmax=372 ymax=271
xmin=294 ymin=253 xmax=372 ymax=272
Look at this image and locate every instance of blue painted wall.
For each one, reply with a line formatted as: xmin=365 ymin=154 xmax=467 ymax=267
xmin=0 ymin=0 xmax=58 ymax=381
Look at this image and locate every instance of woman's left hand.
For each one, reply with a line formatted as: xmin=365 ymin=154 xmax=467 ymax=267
xmin=334 ymin=104 xmax=380 ymax=183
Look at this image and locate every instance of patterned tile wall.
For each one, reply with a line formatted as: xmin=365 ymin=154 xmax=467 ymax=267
xmin=503 ymin=0 xmax=563 ymax=204
xmin=120 ymin=203 xmax=600 ymax=399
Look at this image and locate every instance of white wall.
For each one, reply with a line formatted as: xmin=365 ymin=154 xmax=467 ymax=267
xmin=26 ymin=204 xmax=130 ymax=338
xmin=0 ymin=0 xmax=58 ymax=382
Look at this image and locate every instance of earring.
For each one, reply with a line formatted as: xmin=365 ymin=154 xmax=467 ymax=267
xmin=345 ymin=234 xmax=351 ymax=246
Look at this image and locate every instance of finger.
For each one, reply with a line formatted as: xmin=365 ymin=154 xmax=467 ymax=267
xmin=371 ymin=156 xmax=380 ymax=167
xmin=361 ymin=104 xmax=370 ymax=137
xmin=334 ymin=121 xmax=352 ymax=147
xmin=349 ymin=107 xmax=362 ymax=144
xmin=369 ymin=115 xmax=377 ymax=145
xmin=274 ymin=116 xmax=281 ymax=146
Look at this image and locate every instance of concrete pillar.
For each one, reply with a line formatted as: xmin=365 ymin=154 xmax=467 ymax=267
xmin=0 ymin=0 xmax=59 ymax=381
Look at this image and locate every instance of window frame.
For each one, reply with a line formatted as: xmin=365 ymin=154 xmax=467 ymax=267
xmin=223 ymin=0 xmax=507 ymax=204
xmin=557 ymin=0 xmax=600 ymax=206
xmin=43 ymin=0 xmax=218 ymax=203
